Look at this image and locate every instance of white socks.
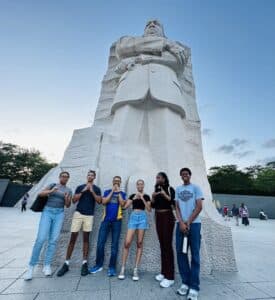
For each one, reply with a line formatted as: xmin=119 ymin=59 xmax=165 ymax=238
xmin=82 ymin=260 xmax=87 ymax=265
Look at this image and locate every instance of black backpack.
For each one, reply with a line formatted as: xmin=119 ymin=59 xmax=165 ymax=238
xmin=30 ymin=183 xmax=56 ymax=212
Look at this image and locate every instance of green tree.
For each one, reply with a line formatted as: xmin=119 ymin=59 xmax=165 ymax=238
xmin=208 ymin=164 xmax=275 ymax=196
xmin=208 ymin=165 xmax=254 ymax=195
xmin=244 ymin=165 xmax=263 ymax=179
xmin=0 ymin=141 xmax=57 ymax=184
xmin=254 ymin=168 xmax=275 ymax=195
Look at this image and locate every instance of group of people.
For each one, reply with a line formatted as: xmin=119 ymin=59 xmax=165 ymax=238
xmin=223 ymin=203 xmax=250 ymax=226
xmin=24 ymin=167 xmax=204 ymax=300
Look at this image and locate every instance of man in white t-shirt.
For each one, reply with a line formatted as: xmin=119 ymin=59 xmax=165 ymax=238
xmin=175 ymin=168 xmax=204 ymax=300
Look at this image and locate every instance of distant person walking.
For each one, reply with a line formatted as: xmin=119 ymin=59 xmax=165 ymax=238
xmin=223 ymin=205 xmax=230 ymax=221
xmin=231 ymin=204 xmax=239 ymax=226
xmin=239 ymin=203 xmax=249 ymax=226
xmin=21 ymin=193 xmax=29 ymax=212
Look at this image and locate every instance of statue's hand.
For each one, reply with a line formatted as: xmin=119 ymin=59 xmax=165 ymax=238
xmin=115 ymin=58 xmax=136 ymax=74
xmin=165 ymin=42 xmax=187 ymax=65
xmin=171 ymin=47 xmax=185 ymax=64
xmin=115 ymin=61 xmax=128 ymax=74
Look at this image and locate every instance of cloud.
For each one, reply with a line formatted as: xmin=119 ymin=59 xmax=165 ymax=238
xmin=202 ymin=128 xmax=212 ymax=136
xmin=257 ymin=156 xmax=275 ymax=165
xmin=234 ymin=151 xmax=254 ymax=158
xmin=216 ymin=145 xmax=235 ymax=154
xmin=262 ymin=139 xmax=275 ymax=148
xmin=231 ymin=138 xmax=248 ymax=147
xmin=216 ymin=138 xmax=250 ymax=156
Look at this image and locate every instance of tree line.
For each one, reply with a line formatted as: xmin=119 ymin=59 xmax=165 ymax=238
xmin=208 ymin=164 xmax=275 ymax=196
xmin=0 ymin=142 xmax=57 ymax=185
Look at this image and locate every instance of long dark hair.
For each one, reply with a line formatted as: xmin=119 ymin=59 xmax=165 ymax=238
xmin=155 ymin=172 xmax=170 ymax=194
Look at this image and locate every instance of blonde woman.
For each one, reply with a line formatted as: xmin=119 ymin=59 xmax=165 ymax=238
xmin=118 ymin=179 xmax=151 ymax=281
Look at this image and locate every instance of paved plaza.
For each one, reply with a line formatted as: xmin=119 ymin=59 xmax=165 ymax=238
xmin=0 ymin=207 xmax=274 ymax=300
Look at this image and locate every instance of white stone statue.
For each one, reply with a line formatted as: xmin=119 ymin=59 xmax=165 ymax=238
xmin=113 ymin=20 xmax=188 ymax=116
xmin=23 ymin=20 xmax=236 ymax=273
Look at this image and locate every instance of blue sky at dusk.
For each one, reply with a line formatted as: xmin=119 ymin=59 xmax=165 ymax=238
xmin=0 ymin=0 xmax=274 ymax=170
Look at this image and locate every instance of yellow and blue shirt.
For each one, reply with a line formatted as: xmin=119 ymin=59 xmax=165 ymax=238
xmin=102 ymin=189 xmax=127 ymax=221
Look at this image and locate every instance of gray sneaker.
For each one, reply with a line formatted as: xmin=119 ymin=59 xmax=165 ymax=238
xmin=42 ymin=265 xmax=52 ymax=276
xmin=23 ymin=266 xmax=33 ymax=281
xmin=177 ymin=283 xmax=189 ymax=296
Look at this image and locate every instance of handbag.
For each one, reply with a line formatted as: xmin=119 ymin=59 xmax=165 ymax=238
xmin=30 ymin=183 xmax=56 ymax=212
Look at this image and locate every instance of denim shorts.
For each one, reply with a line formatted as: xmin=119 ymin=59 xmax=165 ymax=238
xmin=128 ymin=210 xmax=149 ymax=230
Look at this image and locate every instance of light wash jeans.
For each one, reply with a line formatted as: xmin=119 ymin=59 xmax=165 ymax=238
xmin=29 ymin=206 xmax=64 ymax=266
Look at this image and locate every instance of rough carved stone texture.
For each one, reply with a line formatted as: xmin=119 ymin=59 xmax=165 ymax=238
xmin=24 ymin=20 xmax=237 ymax=274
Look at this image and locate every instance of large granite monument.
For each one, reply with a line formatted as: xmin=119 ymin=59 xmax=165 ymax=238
xmin=25 ymin=20 xmax=237 ymax=274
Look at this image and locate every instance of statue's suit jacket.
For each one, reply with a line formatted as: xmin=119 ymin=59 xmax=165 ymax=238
xmin=111 ymin=36 xmax=187 ymax=117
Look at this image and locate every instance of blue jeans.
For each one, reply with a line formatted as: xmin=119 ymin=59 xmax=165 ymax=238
xmin=176 ymin=222 xmax=201 ymax=291
xmin=29 ymin=206 xmax=64 ymax=266
xmin=95 ymin=220 xmax=122 ymax=269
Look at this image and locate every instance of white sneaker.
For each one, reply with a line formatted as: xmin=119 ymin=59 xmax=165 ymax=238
xmin=155 ymin=274 xmax=164 ymax=282
xmin=24 ymin=266 xmax=33 ymax=281
xmin=177 ymin=283 xmax=189 ymax=295
xmin=42 ymin=265 xmax=52 ymax=276
xmin=187 ymin=288 xmax=199 ymax=300
xmin=132 ymin=267 xmax=139 ymax=281
xmin=160 ymin=278 xmax=174 ymax=288
xmin=118 ymin=267 xmax=125 ymax=280
xmin=118 ymin=273 xmax=125 ymax=280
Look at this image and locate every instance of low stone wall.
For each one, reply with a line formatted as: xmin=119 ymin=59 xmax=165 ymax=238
xmin=213 ymin=193 xmax=275 ymax=219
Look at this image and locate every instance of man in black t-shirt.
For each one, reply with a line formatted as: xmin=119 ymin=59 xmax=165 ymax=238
xmin=57 ymin=170 xmax=102 ymax=277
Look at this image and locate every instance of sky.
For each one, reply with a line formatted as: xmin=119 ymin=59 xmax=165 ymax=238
xmin=0 ymin=0 xmax=275 ymax=170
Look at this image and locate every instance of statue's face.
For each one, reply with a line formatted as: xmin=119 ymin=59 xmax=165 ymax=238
xmin=144 ymin=19 xmax=164 ymax=37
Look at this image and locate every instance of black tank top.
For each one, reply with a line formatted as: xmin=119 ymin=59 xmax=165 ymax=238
xmin=129 ymin=194 xmax=151 ymax=210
